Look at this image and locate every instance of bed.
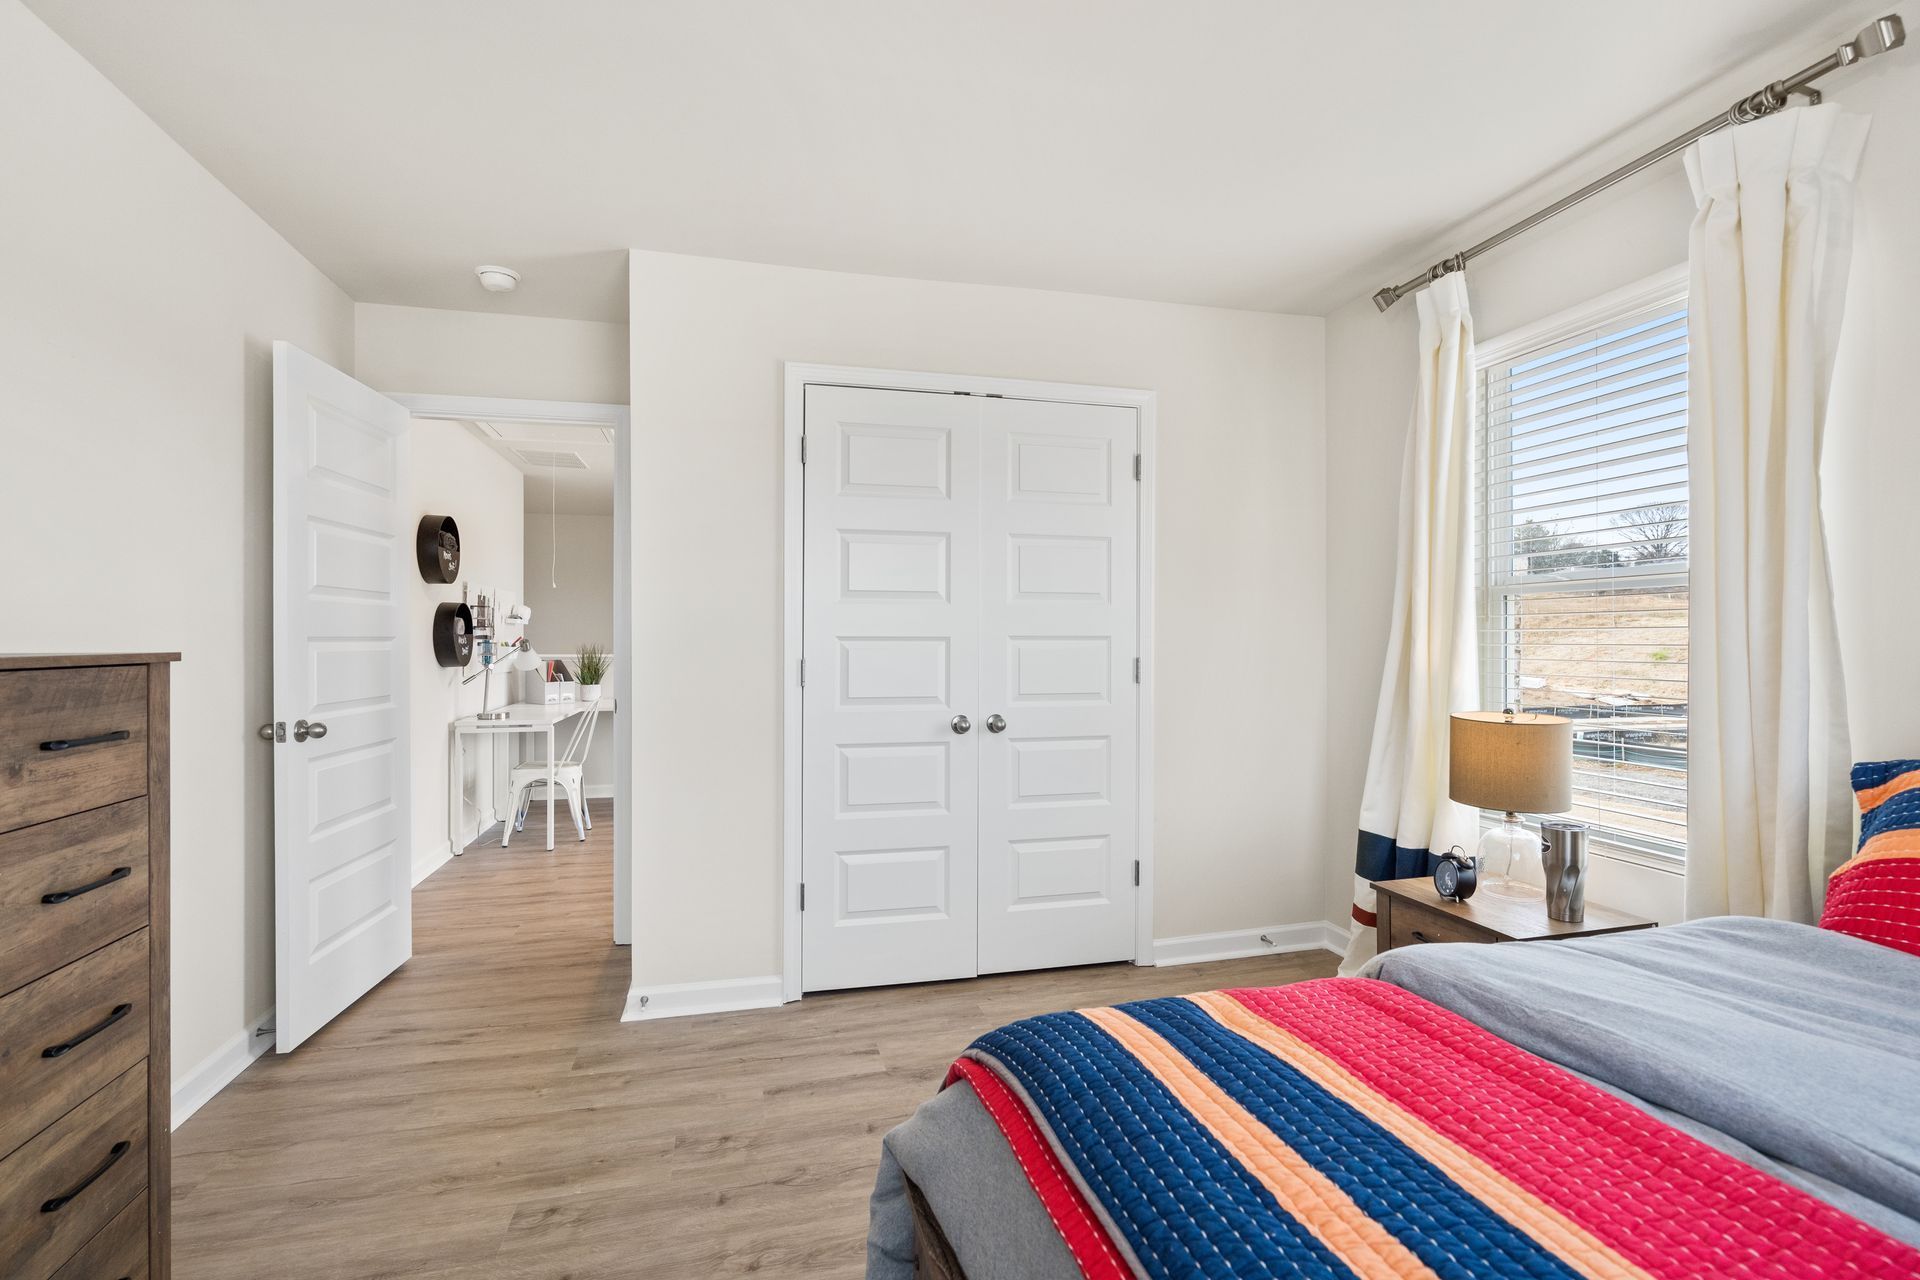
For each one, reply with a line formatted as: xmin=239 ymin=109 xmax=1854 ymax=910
xmin=866 ymin=917 xmax=1920 ymax=1278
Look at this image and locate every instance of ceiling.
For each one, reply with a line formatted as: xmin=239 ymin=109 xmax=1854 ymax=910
xmin=28 ymin=0 xmax=1837 ymax=321
xmin=460 ymin=420 xmax=616 ymax=515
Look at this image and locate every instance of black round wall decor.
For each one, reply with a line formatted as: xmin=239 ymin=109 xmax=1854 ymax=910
xmin=416 ymin=514 xmax=461 ymax=583
xmin=432 ymin=602 xmax=475 ymax=668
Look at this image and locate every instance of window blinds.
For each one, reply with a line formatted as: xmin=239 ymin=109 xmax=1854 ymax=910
xmin=1476 ymin=298 xmax=1689 ymax=858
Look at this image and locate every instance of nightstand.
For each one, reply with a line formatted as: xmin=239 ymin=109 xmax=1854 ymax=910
xmin=1372 ymin=876 xmax=1656 ymax=953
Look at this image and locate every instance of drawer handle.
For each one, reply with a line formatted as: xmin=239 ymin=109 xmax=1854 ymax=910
xmin=40 ymin=1139 xmax=130 ymax=1214
xmin=38 ymin=729 xmax=131 ymax=752
xmin=42 ymin=866 xmax=132 ymax=905
xmin=42 ymin=1003 xmax=133 ymax=1059
xmin=1410 ymin=930 xmax=1437 ymax=944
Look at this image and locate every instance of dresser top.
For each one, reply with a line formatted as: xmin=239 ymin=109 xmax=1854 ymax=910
xmin=0 ymin=652 xmax=180 ymax=671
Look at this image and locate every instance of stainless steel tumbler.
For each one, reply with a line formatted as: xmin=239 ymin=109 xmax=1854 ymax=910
xmin=1539 ymin=819 xmax=1590 ymax=923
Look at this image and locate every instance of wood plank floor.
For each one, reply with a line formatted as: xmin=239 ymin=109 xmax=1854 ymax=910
xmin=174 ymin=803 xmax=1338 ymax=1277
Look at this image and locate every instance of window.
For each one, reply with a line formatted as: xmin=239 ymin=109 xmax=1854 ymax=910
xmin=1475 ymin=286 xmax=1689 ymax=861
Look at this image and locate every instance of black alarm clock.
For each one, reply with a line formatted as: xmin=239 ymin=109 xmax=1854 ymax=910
xmin=1434 ymin=847 xmax=1478 ymax=902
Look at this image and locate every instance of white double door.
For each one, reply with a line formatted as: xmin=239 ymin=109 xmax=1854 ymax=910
xmin=802 ymin=385 xmax=1139 ymax=992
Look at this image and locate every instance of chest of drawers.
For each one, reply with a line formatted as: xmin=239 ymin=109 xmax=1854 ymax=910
xmin=0 ymin=654 xmax=175 ymax=1280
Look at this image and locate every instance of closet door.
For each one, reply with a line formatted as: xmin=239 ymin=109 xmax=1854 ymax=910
xmin=801 ymin=386 xmax=982 ymax=992
xmin=976 ymin=398 xmax=1139 ymax=974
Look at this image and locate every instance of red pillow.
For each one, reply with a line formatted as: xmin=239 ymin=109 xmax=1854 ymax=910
xmin=1820 ymin=760 xmax=1920 ymax=958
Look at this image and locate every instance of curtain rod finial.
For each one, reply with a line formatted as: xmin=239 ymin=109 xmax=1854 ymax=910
xmin=1372 ymin=287 xmax=1399 ymax=313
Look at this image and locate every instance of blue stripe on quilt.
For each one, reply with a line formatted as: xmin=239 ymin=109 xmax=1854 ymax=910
xmin=1121 ymin=997 xmax=1584 ymax=1280
xmin=972 ymin=1011 xmax=1359 ymax=1279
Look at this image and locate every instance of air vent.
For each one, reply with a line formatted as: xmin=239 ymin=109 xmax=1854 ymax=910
xmin=514 ymin=448 xmax=588 ymax=470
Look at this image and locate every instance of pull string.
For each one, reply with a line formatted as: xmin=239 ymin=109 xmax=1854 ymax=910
xmin=550 ymin=453 xmax=558 ymax=588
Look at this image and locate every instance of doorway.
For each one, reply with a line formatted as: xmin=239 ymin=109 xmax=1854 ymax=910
xmin=271 ymin=349 xmax=632 ymax=1053
xmin=394 ymin=395 xmax=633 ymax=949
xmin=783 ymin=365 xmax=1157 ymax=998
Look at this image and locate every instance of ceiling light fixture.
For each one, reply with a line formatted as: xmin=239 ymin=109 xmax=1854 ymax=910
xmin=475 ymin=264 xmax=520 ymax=293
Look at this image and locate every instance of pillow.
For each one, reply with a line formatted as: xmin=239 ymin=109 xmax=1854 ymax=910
xmin=1819 ymin=759 xmax=1920 ymax=958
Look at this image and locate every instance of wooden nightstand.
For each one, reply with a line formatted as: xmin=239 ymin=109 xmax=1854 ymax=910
xmin=1372 ymin=876 xmax=1656 ymax=953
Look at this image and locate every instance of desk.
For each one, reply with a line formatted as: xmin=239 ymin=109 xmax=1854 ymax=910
xmin=450 ymin=700 xmax=615 ymax=852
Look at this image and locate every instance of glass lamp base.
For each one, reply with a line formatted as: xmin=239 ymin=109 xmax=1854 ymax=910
xmin=1477 ymin=816 xmax=1543 ymax=900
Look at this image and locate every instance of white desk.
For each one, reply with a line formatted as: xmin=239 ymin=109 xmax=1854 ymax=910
xmin=450 ymin=699 xmax=614 ymax=852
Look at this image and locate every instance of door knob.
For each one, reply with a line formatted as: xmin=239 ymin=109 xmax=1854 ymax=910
xmin=294 ymin=719 xmax=328 ymax=742
xmin=986 ymin=714 xmax=1006 ymax=733
xmin=950 ymin=715 xmax=972 ymax=735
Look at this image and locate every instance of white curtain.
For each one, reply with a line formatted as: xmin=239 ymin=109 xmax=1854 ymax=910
xmin=1685 ymin=105 xmax=1868 ymax=922
xmin=1340 ymin=273 xmax=1480 ymax=974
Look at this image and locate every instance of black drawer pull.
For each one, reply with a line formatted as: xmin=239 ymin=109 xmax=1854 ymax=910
xmin=42 ymin=866 xmax=132 ymax=905
xmin=1410 ymin=930 xmax=1436 ymax=944
xmin=38 ymin=729 xmax=131 ymax=752
xmin=40 ymin=1139 xmax=130 ymax=1213
xmin=42 ymin=1003 xmax=133 ymax=1059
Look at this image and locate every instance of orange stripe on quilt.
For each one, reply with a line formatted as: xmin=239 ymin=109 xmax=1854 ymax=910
xmin=1078 ymin=1005 xmax=1437 ymax=1280
xmin=1854 ymin=767 xmax=1920 ymax=812
xmin=1186 ymin=990 xmax=1651 ymax=1280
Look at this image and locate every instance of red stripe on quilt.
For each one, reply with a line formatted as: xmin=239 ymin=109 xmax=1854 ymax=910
xmin=944 ymin=1056 xmax=1132 ymax=1279
xmin=1226 ymin=980 xmax=1920 ymax=1279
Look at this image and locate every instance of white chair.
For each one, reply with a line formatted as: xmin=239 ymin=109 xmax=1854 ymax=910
xmin=503 ymin=702 xmax=602 ymax=846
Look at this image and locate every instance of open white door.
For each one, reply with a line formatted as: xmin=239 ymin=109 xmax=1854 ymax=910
xmin=272 ymin=342 xmax=413 ymax=1052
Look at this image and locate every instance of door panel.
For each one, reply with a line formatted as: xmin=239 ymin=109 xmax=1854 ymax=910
xmin=273 ymin=342 xmax=412 ymax=1051
xmin=802 ymin=386 xmax=981 ymax=992
xmin=977 ymin=398 xmax=1138 ymax=974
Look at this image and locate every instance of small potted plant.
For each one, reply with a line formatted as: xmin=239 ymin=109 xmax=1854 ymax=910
xmin=575 ymin=644 xmax=608 ymax=702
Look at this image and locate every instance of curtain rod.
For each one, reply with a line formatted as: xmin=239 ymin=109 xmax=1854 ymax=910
xmin=1370 ymin=14 xmax=1906 ymax=312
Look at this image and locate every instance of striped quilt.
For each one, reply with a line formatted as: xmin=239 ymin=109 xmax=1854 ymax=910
xmin=946 ymin=978 xmax=1920 ymax=1278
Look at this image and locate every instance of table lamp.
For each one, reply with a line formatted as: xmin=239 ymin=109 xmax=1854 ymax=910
xmin=464 ymin=637 xmax=542 ymax=721
xmin=1449 ymin=709 xmax=1573 ymax=899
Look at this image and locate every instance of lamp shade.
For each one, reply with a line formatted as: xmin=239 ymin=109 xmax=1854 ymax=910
xmin=1450 ymin=711 xmax=1573 ymax=814
xmin=504 ymin=642 xmax=542 ymax=672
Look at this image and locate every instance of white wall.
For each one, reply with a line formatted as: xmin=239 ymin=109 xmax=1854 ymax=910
xmin=355 ymin=302 xmax=629 ymax=404
xmin=0 ymin=0 xmax=354 ymax=1086
xmin=408 ymin=421 xmax=525 ymax=872
xmin=524 ymin=513 xmax=618 ymax=796
xmin=626 ymin=248 xmax=1327 ymax=992
xmin=1320 ymin=2 xmax=1920 ymax=929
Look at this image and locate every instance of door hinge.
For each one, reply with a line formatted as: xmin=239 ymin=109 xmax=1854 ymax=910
xmin=1133 ymin=657 xmax=1141 ymax=684
xmin=799 ymin=883 xmax=807 ymax=911
xmin=798 ymin=658 xmax=806 ymax=687
xmin=799 ymin=435 xmax=808 ymax=465
xmin=1133 ymin=860 xmax=1141 ymax=886
xmin=1133 ymin=453 xmax=1142 ymax=481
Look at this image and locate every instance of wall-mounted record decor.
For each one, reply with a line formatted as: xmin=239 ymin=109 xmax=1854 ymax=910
xmin=416 ymin=514 xmax=461 ymax=583
xmin=432 ymin=601 xmax=475 ymax=668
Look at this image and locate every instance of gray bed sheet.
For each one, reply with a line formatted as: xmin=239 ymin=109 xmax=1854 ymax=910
xmin=868 ymin=917 xmax=1920 ymax=1278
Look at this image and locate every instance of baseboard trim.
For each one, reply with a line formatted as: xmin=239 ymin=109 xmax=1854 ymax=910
xmin=1153 ymin=921 xmax=1347 ymax=968
xmin=172 ymin=1008 xmax=274 ymax=1130
xmin=413 ymin=843 xmax=454 ymax=886
xmin=585 ymin=783 xmax=615 ymax=800
xmin=622 ymin=975 xmax=784 ymax=1022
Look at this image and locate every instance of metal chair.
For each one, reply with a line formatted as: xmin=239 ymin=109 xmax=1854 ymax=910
xmin=503 ymin=701 xmax=602 ymax=845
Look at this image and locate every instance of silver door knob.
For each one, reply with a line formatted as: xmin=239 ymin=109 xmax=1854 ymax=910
xmin=294 ymin=719 xmax=328 ymax=742
xmin=986 ymin=714 xmax=1006 ymax=733
xmin=950 ymin=715 xmax=971 ymax=735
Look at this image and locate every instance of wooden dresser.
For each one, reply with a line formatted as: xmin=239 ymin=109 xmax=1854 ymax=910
xmin=1 ymin=654 xmax=175 ymax=1280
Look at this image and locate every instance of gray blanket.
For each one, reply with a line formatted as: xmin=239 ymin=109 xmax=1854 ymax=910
xmin=869 ymin=918 xmax=1920 ymax=1277
xmin=1369 ymin=916 xmax=1920 ymax=1238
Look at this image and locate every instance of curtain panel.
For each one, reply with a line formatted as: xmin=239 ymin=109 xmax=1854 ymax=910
xmin=1684 ymin=105 xmax=1868 ymax=922
xmin=1341 ymin=273 xmax=1480 ymax=973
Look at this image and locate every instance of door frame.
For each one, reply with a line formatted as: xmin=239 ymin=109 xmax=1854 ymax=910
xmin=780 ymin=363 xmax=1157 ymax=1003
xmin=388 ymin=393 xmax=634 ymax=947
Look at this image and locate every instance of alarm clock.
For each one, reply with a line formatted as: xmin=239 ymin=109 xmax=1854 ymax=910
xmin=1434 ymin=848 xmax=1478 ymax=902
